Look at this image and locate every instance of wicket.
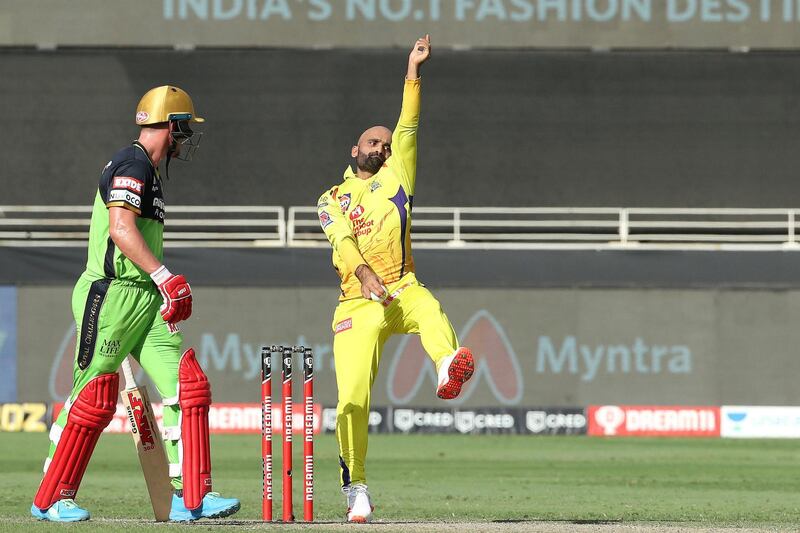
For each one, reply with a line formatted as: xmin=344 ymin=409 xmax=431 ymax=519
xmin=261 ymin=345 xmax=314 ymax=522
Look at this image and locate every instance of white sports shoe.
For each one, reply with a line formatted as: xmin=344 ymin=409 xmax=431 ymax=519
xmin=436 ymin=347 xmax=475 ymax=400
xmin=343 ymin=483 xmax=374 ymax=523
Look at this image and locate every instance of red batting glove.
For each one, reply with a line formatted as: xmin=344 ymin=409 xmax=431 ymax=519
xmin=150 ymin=266 xmax=193 ymax=325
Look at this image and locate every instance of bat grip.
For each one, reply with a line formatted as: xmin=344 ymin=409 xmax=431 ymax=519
xmin=121 ymin=357 xmax=137 ymax=389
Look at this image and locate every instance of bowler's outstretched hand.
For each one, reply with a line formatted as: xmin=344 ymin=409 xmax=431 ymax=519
xmin=407 ymin=35 xmax=431 ymax=79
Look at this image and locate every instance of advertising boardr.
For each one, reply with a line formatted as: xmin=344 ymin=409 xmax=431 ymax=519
xmin=51 ymin=402 xmax=323 ymax=435
xmin=721 ymin=406 xmax=800 ymax=438
xmin=525 ymin=408 xmax=587 ymax=435
xmin=6 ymin=0 xmax=800 ymax=48
xmin=0 ymin=287 xmax=17 ymax=402
xmin=0 ymin=403 xmax=48 ymax=432
xmin=588 ymin=405 xmax=720 ymax=437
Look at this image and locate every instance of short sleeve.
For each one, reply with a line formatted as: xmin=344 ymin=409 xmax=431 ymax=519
xmin=102 ymin=160 xmax=150 ymax=215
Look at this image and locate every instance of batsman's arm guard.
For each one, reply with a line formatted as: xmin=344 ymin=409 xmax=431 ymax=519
xmin=33 ymin=372 xmax=118 ymax=510
xmin=178 ymin=348 xmax=212 ymax=510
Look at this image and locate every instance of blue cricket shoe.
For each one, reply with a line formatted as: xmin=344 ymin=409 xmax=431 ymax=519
xmin=169 ymin=491 xmax=240 ymax=522
xmin=30 ymin=499 xmax=90 ymax=522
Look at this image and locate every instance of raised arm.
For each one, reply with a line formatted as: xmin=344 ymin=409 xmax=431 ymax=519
xmin=406 ymin=34 xmax=430 ymax=81
xmin=391 ymin=35 xmax=431 ymax=196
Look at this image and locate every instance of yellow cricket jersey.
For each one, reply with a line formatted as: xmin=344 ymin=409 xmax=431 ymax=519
xmin=318 ymin=78 xmax=421 ymax=301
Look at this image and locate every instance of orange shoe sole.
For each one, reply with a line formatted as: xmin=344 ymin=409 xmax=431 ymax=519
xmin=436 ymin=348 xmax=475 ymax=400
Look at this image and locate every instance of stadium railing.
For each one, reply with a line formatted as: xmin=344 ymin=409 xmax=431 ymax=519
xmin=3 ymin=205 xmax=800 ymax=251
xmin=289 ymin=206 xmax=800 ymax=251
xmin=0 ymin=205 xmax=285 ymax=248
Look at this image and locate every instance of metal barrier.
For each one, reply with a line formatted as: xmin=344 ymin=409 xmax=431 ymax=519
xmin=289 ymin=206 xmax=800 ymax=251
xmin=0 ymin=206 xmax=285 ymax=247
xmin=3 ymin=205 xmax=800 ymax=250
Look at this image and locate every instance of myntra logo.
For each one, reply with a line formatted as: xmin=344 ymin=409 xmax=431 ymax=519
xmin=386 ymin=310 xmax=523 ymax=405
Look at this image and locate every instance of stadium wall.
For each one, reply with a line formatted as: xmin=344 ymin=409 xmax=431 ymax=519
xmin=4 ymin=48 xmax=800 ymax=208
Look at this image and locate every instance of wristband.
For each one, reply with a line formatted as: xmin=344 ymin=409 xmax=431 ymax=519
xmin=150 ymin=265 xmax=173 ymax=285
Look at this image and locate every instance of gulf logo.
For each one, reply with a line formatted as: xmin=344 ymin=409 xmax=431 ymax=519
xmin=349 ymin=205 xmax=364 ymax=221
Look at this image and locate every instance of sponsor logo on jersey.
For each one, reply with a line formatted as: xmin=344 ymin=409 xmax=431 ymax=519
xmin=109 ymin=189 xmax=142 ymax=208
xmin=112 ymin=176 xmax=144 ymax=194
xmin=135 ymin=111 xmax=149 ymax=123
xmin=353 ymin=218 xmax=373 ymax=237
xmin=334 ymin=318 xmax=352 ymax=334
xmin=338 ymin=193 xmax=351 ymax=213
xmin=318 ymin=210 xmax=333 ymax=229
xmin=349 ymin=205 xmax=364 ymax=221
xmin=99 ymin=339 xmax=122 ymax=357
xmin=369 ymin=181 xmax=382 ymax=192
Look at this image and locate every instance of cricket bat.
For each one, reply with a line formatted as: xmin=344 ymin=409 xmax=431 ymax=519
xmin=120 ymin=357 xmax=173 ymax=522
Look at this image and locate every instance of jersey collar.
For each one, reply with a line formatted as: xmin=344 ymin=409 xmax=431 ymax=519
xmin=132 ymin=141 xmax=157 ymax=171
xmin=132 ymin=140 xmax=161 ymax=181
xmin=343 ymin=166 xmax=358 ymax=180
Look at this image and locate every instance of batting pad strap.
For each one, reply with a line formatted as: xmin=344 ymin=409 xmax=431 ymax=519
xmin=169 ymin=462 xmax=182 ymax=478
xmin=33 ymin=373 xmax=118 ymax=510
xmin=178 ymin=348 xmax=212 ymax=510
xmin=161 ymin=394 xmax=179 ymax=406
xmin=162 ymin=425 xmax=181 ymax=441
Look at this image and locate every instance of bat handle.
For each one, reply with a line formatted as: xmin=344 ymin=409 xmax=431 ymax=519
xmin=121 ymin=357 xmax=137 ymax=389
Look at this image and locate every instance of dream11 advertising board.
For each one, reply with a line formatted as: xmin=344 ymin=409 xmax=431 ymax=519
xmin=588 ymin=405 xmax=720 ymax=437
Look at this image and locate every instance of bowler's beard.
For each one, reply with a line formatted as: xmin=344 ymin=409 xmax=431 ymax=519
xmin=357 ymin=151 xmax=385 ymax=174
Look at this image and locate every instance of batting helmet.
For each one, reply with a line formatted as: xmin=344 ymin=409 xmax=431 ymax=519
xmin=134 ymin=85 xmax=205 ymax=126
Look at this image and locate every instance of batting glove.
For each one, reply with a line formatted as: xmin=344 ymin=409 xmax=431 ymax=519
xmin=151 ymin=265 xmax=193 ymax=325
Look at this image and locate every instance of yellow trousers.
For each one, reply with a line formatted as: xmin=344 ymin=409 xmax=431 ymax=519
xmin=331 ymin=272 xmax=458 ymax=486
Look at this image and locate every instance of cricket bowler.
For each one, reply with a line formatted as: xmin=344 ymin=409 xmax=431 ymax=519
xmin=316 ymin=35 xmax=475 ymax=523
xmin=30 ymin=86 xmax=240 ymax=522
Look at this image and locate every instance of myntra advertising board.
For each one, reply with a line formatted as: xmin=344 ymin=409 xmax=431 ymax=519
xmin=13 ymin=287 xmax=800 ymax=406
xmin=5 ymin=0 xmax=800 ymax=48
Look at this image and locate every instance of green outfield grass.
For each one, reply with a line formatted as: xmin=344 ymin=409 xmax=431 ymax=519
xmin=0 ymin=432 xmax=798 ymax=531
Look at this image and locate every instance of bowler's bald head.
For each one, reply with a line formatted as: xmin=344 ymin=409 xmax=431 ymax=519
xmin=357 ymin=126 xmax=392 ymax=146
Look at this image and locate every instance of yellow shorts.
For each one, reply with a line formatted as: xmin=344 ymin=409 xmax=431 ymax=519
xmin=331 ymin=272 xmax=458 ymax=486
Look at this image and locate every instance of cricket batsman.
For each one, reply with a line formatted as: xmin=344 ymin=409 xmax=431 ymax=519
xmin=317 ymin=35 xmax=475 ymax=523
xmin=30 ymin=86 xmax=240 ymax=522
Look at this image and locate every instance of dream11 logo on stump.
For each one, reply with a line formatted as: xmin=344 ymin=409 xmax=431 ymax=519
xmin=386 ymin=310 xmax=523 ymax=406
